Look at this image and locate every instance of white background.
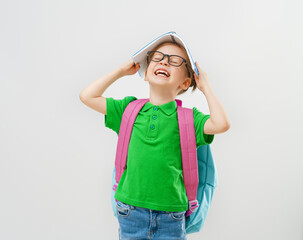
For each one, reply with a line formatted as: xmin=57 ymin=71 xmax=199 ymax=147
xmin=1 ymin=0 xmax=302 ymax=239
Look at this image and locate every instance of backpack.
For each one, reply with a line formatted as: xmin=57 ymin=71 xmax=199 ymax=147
xmin=110 ymin=98 xmax=218 ymax=235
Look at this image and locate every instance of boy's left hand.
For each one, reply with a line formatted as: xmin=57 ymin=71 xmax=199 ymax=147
xmin=193 ymin=61 xmax=210 ymax=93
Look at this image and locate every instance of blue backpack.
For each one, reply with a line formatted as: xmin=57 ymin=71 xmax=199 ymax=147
xmin=110 ymin=98 xmax=218 ymax=235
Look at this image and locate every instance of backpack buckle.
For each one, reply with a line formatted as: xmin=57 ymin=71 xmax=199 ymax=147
xmin=188 ymin=200 xmax=199 ymax=212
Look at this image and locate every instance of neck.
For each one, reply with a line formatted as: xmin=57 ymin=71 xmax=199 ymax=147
xmin=148 ymin=84 xmax=177 ymax=105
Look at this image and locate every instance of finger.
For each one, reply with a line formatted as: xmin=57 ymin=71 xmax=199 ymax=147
xmin=195 ymin=61 xmax=201 ymax=70
xmin=194 ymin=72 xmax=198 ymax=81
xmin=195 ymin=61 xmax=200 ymax=72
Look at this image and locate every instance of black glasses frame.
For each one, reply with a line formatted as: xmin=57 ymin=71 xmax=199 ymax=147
xmin=146 ymin=50 xmax=191 ymax=77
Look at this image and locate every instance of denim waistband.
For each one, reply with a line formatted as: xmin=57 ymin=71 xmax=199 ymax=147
xmin=133 ymin=205 xmax=171 ymax=214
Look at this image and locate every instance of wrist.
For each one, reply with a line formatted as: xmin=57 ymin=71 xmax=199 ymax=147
xmin=201 ymin=84 xmax=211 ymax=93
xmin=115 ymin=67 xmax=125 ymax=79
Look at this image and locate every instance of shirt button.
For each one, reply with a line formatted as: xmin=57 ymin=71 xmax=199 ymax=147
xmin=153 ymin=107 xmax=158 ymax=111
xmin=152 ymin=115 xmax=157 ymax=120
xmin=150 ymin=124 xmax=155 ymax=130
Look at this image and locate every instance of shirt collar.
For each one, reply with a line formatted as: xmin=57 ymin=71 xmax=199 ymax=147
xmin=141 ymin=99 xmax=177 ymax=116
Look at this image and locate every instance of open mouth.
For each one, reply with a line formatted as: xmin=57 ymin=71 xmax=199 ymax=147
xmin=154 ymin=69 xmax=170 ymax=78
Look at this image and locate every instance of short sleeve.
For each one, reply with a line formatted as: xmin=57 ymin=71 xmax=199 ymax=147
xmin=104 ymin=96 xmax=137 ymax=135
xmin=193 ymin=107 xmax=215 ymax=147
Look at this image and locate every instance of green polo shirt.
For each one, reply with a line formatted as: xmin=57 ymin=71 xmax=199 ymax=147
xmin=104 ymin=96 xmax=214 ymax=212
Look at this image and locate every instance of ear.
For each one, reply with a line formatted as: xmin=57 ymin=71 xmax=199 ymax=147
xmin=180 ymin=77 xmax=192 ymax=90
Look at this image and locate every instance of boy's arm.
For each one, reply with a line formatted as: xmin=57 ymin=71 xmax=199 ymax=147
xmin=79 ymin=67 xmax=124 ymax=115
xmin=79 ymin=58 xmax=140 ymax=115
xmin=203 ymin=84 xmax=231 ymax=134
xmin=193 ymin=61 xmax=230 ymax=135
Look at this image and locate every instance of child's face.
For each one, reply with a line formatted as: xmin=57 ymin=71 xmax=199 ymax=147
xmin=144 ymin=44 xmax=191 ymax=95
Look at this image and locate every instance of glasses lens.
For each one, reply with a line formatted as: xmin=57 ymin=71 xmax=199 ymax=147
xmin=149 ymin=51 xmax=163 ymax=62
xmin=169 ymin=56 xmax=184 ymax=66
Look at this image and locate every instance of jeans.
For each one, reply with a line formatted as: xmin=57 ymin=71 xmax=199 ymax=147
xmin=116 ymin=200 xmax=187 ymax=240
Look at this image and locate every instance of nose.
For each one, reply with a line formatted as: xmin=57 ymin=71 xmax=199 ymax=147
xmin=159 ymin=55 xmax=169 ymax=65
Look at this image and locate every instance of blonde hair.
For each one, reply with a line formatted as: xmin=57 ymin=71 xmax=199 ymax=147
xmin=146 ymin=41 xmax=197 ymax=96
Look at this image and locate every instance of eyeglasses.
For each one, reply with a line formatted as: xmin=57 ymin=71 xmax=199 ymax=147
xmin=147 ymin=51 xmax=187 ymax=67
xmin=146 ymin=50 xmax=191 ymax=76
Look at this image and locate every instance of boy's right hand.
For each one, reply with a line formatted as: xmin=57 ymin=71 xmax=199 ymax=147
xmin=119 ymin=58 xmax=140 ymax=76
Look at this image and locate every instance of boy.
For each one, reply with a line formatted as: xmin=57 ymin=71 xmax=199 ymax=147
xmin=80 ymin=39 xmax=230 ymax=239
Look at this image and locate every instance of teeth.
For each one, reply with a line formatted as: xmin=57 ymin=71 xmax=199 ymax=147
xmin=155 ymin=70 xmax=169 ymax=77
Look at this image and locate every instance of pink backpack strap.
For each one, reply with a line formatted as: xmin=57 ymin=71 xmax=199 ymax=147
xmin=114 ymin=98 xmax=149 ymax=185
xmin=177 ymin=105 xmax=199 ymax=217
